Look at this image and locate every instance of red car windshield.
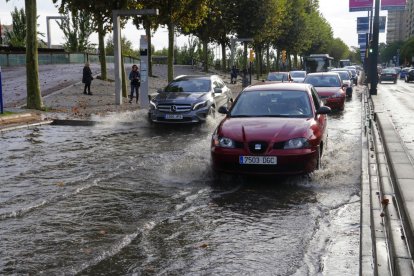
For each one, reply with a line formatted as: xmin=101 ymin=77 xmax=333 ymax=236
xmin=230 ymin=90 xmax=312 ymax=118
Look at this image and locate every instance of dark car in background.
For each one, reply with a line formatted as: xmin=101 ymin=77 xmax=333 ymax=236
xmin=211 ymin=83 xmax=331 ymax=175
xmin=405 ymin=69 xmax=414 ymax=83
xmin=303 ymin=72 xmax=346 ymax=111
xmin=400 ymin=67 xmax=412 ymax=79
xmin=148 ymin=75 xmax=233 ymax=123
xmin=379 ymin=68 xmax=398 ymax=84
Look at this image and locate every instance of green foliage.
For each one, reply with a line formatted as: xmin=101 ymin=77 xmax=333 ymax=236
xmin=105 ymin=35 xmax=139 ymax=57
xmin=57 ymin=7 xmax=95 ymax=52
xmin=379 ymin=41 xmax=403 ymax=65
xmin=4 ymin=7 xmax=26 ymax=47
xmin=401 ymin=38 xmax=414 ymax=66
xmin=328 ymin=38 xmax=350 ymax=61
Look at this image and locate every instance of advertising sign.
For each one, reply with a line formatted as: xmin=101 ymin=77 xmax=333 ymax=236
xmin=350 ymin=0 xmax=373 ymax=12
xmin=358 ymin=33 xmax=367 ymax=45
xmin=357 ymin=17 xmax=370 ymax=33
xmin=381 ymin=0 xmax=406 ymax=11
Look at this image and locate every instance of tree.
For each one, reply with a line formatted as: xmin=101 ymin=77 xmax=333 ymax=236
xmin=105 ymin=35 xmax=138 ymax=57
xmin=156 ymin=0 xmax=209 ymax=81
xmin=328 ymin=38 xmax=350 ymax=62
xmin=57 ymin=7 xmax=95 ymax=52
xmin=53 ymin=0 xmax=129 ymax=81
xmin=4 ymin=7 xmax=26 ymax=47
xmin=24 ymin=0 xmax=43 ymax=109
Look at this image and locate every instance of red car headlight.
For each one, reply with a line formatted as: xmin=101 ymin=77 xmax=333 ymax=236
xmin=284 ymin=138 xmax=310 ymax=149
xmin=213 ymin=135 xmax=236 ymax=148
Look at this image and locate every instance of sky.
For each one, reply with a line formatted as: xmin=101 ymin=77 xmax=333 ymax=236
xmin=0 ymin=0 xmax=387 ymax=51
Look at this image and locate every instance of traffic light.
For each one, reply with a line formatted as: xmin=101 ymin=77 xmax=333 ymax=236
xmin=282 ymin=50 xmax=287 ymax=63
xmin=249 ymin=49 xmax=255 ymax=62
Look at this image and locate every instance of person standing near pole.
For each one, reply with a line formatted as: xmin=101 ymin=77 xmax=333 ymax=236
xmin=82 ymin=62 xmax=93 ymax=95
xmin=129 ymin=64 xmax=140 ymax=104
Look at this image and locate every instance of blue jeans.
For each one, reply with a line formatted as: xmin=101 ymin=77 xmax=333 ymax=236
xmin=130 ymin=85 xmax=139 ymax=102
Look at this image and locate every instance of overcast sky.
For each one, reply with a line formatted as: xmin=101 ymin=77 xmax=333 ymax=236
xmin=0 ymin=0 xmax=387 ymax=51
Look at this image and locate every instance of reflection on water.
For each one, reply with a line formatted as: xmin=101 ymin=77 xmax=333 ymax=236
xmin=0 ymin=91 xmax=362 ymax=275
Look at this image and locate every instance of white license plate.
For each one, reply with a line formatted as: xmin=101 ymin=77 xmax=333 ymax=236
xmin=165 ymin=114 xmax=183 ymax=119
xmin=239 ymin=156 xmax=277 ymax=165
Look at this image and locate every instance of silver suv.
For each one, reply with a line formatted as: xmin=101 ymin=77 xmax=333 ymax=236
xmin=148 ymin=75 xmax=233 ymax=124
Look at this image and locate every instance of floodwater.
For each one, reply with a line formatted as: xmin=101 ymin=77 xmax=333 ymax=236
xmin=0 ymin=88 xmax=363 ymax=275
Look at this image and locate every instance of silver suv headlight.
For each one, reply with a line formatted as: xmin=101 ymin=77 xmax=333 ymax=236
xmin=193 ymin=100 xmax=208 ymax=110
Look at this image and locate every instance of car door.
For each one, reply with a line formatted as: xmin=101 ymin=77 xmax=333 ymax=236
xmin=311 ymin=87 xmax=328 ymax=141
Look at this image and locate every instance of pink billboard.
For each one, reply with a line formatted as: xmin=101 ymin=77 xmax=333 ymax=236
xmin=349 ymin=0 xmax=373 ymax=12
xmin=381 ymin=0 xmax=406 ymax=10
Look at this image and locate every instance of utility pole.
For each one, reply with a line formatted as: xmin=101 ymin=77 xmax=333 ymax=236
xmin=369 ymin=0 xmax=380 ymax=95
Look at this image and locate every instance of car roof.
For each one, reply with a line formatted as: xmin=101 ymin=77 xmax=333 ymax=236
xmin=174 ymin=75 xmax=216 ymax=80
xmin=306 ymin=72 xmax=340 ymax=77
xmin=243 ymin=82 xmax=312 ymax=92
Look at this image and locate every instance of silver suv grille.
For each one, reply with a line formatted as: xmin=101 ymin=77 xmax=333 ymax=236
xmin=157 ymin=104 xmax=192 ymax=112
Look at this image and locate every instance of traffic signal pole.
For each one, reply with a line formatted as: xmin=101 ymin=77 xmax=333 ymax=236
xmin=369 ymin=0 xmax=380 ymax=95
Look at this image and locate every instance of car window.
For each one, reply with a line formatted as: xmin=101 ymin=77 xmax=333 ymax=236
xmin=267 ymin=73 xmax=287 ymax=81
xmin=230 ymin=90 xmax=312 ymax=118
xmin=164 ymin=79 xmax=211 ymax=92
xmin=311 ymin=87 xmax=321 ymax=110
xmin=304 ymin=75 xmax=340 ymax=87
xmin=290 ymin=71 xmax=306 ymax=78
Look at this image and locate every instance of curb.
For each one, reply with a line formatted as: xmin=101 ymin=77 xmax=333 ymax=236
xmin=368 ymin=92 xmax=414 ymax=274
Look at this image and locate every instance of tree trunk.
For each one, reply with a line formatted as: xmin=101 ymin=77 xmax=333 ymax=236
xmin=203 ymin=39 xmax=208 ymax=72
xmin=276 ymin=50 xmax=280 ymax=71
xmin=25 ymin=0 xmax=43 ymax=110
xmin=266 ymin=45 xmax=270 ymax=73
xmin=121 ymin=53 xmax=127 ymax=98
xmin=145 ymin=24 xmax=153 ymax=77
xmin=243 ymin=42 xmax=248 ymax=71
xmin=221 ymin=42 xmax=226 ymax=72
xmin=97 ymin=19 xmax=107 ymax=80
xmin=167 ymin=22 xmax=174 ymax=82
xmin=293 ymin=54 xmax=298 ymax=69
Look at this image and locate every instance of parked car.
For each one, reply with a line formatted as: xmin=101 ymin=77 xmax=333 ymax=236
xmin=211 ymin=82 xmax=331 ymax=175
xmin=289 ymin=70 xmax=307 ymax=83
xmin=330 ymin=69 xmax=353 ymax=97
xmin=405 ymin=69 xmax=414 ymax=83
xmin=303 ymin=72 xmax=346 ymax=111
xmin=148 ymin=75 xmax=233 ymax=123
xmin=266 ymin=72 xmax=292 ymax=82
xmin=344 ymin=66 xmax=358 ymax=85
xmin=379 ymin=68 xmax=398 ymax=83
xmin=401 ymin=67 xmax=412 ymax=79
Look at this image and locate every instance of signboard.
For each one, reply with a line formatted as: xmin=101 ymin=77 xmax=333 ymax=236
xmin=357 ymin=16 xmax=386 ymax=34
xmin=358 ymin=33 xmax=367 ymax=45
xmin=379 ymin=16 xmax=386 ymax=33
xmin=349 ymin=0 xmax=373 ymax=12
xmin=381 ymin=0 xmax=406 ymax=11
xmin=357 ymin=17 xmax=370 ymax=33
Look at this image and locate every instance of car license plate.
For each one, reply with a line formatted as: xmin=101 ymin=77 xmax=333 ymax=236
xmin=165 ymin=114 xmax=183 ymax=119
xmin=239 ymin=156 xmax=277 ymax=165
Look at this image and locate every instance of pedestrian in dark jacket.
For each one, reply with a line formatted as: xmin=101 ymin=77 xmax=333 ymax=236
xmin=129 ymin=64 xmax=141 ymax=103
xmin=82 ymin=62 xmax=93 ymax=95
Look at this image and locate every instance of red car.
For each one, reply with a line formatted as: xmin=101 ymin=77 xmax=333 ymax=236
xmin=304 ymin=72 xmax=346 ymax=111
xmin=211 ymin=83 xmax=331 ymax=175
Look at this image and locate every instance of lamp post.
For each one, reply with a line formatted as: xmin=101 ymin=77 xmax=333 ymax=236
xmin=369 ymin=0 xmax=380 ymax=95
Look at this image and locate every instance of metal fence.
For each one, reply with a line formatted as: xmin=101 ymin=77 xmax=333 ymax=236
xmin=0 ymin=52 xmax=140 ymax=67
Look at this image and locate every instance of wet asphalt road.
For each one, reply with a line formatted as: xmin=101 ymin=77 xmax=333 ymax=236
xmin=0 ymin=87 xmax=363 ymax=275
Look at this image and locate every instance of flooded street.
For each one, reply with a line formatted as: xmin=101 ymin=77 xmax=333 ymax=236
xmin=0 ymin=88 xmax=363 ymax=275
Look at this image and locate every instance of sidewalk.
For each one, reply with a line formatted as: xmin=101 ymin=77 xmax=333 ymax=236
xmin=366 ymin=87 xmax=414 ymax=274
xmin=0 ymin=64 xmax=245 ymax=131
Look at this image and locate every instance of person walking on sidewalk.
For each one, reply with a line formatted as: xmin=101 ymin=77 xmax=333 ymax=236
xmin=82 ymin=62 xmax=93 ymax=95
xmin=129 ymin=64 xmax=141 ymax=103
